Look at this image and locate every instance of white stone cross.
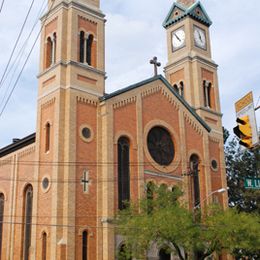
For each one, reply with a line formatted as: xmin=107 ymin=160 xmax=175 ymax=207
xmin=81 ymin=170 xmax=90 ymax=193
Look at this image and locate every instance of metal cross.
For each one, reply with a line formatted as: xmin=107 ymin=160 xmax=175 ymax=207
xmin=81 ymin=170 xmax=90 ymax=193
xmin=150 ymin=56 xmax=161 ymax=76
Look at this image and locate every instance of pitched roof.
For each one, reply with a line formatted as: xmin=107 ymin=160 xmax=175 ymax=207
xmin=0 ymin=133 xmax=36 ymax=158
xmin=163 ymin=1 xmax=212 ymax=28
xmin=100 ymin=75 xmax=211 ymax=132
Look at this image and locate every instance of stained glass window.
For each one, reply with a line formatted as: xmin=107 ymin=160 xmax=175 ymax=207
xmin=118 ymin=137 xmax=130 ymax=210
xmin=147 ymin=127 xmax=174 ymax=166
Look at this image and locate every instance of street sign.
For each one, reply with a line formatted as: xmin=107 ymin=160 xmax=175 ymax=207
xmin=244 ymin=177 xmax=260 ymax=190
xmin=235 ymin=92 xmax=258 ymax=147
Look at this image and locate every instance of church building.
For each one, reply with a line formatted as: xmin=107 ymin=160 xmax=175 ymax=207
xmin=0 ymin=0 xmax=228 ymax=259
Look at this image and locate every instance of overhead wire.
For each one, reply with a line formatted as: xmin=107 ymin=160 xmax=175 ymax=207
xmin=0 ymin=0 xmax=56 ymax=118
xmin=0 ymin=0 xmax=36 ymax=88
xmin=0 ymin=0 xmax=4 ymax=13
xmin=0 ymin=0 xmax=47 ymax=109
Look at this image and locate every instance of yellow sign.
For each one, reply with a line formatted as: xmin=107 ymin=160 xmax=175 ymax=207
xmin=235 ymin=92 xmax=253 ymax=113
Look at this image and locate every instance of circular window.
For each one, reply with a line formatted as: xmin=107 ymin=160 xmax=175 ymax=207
xmin=211 ymin=159 xmax=218 ymax=170
xmin=82 ymin=127 xmax=91 ymax=139
xmin=147 ymin=126 xmax=174 ymax=166
xmin=42 ymin=177 xmax=50 ymax=190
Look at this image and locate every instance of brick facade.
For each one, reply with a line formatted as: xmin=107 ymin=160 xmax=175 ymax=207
xmin=0 ymin=0 xmax=228 ymax=259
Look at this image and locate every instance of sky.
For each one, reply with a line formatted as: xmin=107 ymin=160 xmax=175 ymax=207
xmin=0 ymin=0 xmax=259 ymax=148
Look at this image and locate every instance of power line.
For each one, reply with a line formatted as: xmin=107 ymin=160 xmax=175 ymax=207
xmin=0 ymin=0 xmax=47 ymax=109
xmin=0 ymin=0 xmax=4 ymax=13
xmin=0 ymin=159 xmax=228 ymax=168
xmin=0 ymin=0 xmax=56 ymax=118
xmin=0 ymin=0 xmax=36 ymax=88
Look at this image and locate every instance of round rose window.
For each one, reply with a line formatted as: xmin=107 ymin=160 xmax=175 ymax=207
xmin=147 ymin=126 xmax=174 ymax=166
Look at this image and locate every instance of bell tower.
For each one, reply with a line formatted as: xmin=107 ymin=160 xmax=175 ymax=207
xmin=39 ymin=0 xmax=105 ymax=97
xmin=34 ymin=0 xmax=105 ymax=259
xmin=163 ymin=0 xmax=223 ymax=132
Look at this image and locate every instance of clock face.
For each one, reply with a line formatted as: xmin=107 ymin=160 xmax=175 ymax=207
xmin=194 ymin=26 xmax=206 ymax=49
xmin=172 ymin=28 xmax=185 ymax=50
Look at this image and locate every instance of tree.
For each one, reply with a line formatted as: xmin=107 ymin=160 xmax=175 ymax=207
xmin=224 ymin=127 xmax=260 ymax=258
xmin=116 ymin=185 xmax=260 ymax=260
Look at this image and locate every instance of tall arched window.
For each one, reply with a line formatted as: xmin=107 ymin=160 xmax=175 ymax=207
xmin=203 ymin=80 xmax=211 ymax=108
xmin=86 ymin=34 xmax=94 ymax=66
xmin=82 ymin=230 xmax=88 ymax=260
xmin=22 ymin=185 xmax=33 ymax=260
xmin=146 ymin=182 xmax=154 ymax=214
xmin=45 ymin=122 xmax=51 ymax=152
xmin=79 ymin=31 xmax=85 ymax=63
xmin=42 ymin=232 xmax=47 ymax=260
xmin=180 ymin=81 xmax=184 ymax=98
xmin=118 ymin=137 xmax=130 ymax=210
xmin=173 ymin=84 xmax=178 ymax=93
xmin=45 ymin=33 xmax=57 ymax=69
xmin=190 ymin=154 xmax=200 ymax=208
xmin=0 ymin=193 xmax=4 ymax=258
xmin=46 ymin=37 xmax=53 ymax=68
xmin=159 ymin=248 xmax=171 ymax=260
xmin=118 ymin=244 xmax=132 ymax=260
xmin=53 ymin=33 xmax=57 ymax=64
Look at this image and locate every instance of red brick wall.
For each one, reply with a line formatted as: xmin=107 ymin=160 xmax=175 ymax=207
xmin=113 ymin=102 xmax=138 ymax=211
xmin=75 ymin=101 xmax=98 ymax=260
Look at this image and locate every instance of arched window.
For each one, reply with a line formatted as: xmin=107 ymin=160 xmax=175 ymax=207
xmin=159 ymin=248 xmax=171 ymax=260
xmin=42 ymin=232 xmax=47 ymax=260
xmin=203 ymin=80 xmax=211 ymax=108
xmin=190 ymin=154 xmax=200 ymax=208
xmin=53 ymin=33 xmax=57 ymax=64
xmin=118 ymin=244 xmax=131 ymax=260
xmin=82 ymin=230 xmax=88 ymax=260
xmin=86 ymin=34 xmax=94 ymax=66
xmin=79 ymin=31 xmax=85 ymax=63
xmin=22 ymin=185 xmax=33 ymax=260
xmin=173 ymin=84 xmax=178 ymax=93
xmin=46 ymin=37 xmax=53 ymax=68
xmin=146 ymin=182 xmax=154 ymax=214
xmin=45 ymin=122 xmax=51 ymax=152
xmin=0 ymin=193 xmax=4 ymax=258
xmin=180 ymin=81 xmax=184 ymax=98
xmin=118 ymin=137 xmax=130 ymax=210
xmin=45 ymin=33 xmax=57 ymax=69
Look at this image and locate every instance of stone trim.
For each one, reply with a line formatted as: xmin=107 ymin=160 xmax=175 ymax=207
xmin=0 ymin=156 xmax=12 ymax=167
xmin=144 ymin=170 xmax=183 ymax=182
xmin=41 ymin=97 xmax=56 ymax=109
xmin=78 ymin=15 xmax=97 ymax=25
xmin=76 ymin=96 xmax=98 ymax=106
xmin=42 ymin=75 xmax=56 ymax=87
xmin=141 ymin=85 xmax=161 ymax=98
xmin=17 ymin=145 xmax=36 ymax=159
xmin=112 ymin=96 xmax=136 ymax=109
xmin=183 ymin=112 xmax=203 ymax=136
xmin=161 ymin=88 xmax=180 ymax=111
xmin=209 ymin=136 xmax=221 ymax=143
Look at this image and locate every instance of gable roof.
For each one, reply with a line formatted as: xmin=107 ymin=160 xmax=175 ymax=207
xmin=163 ymin=1 xmax=212 ymax=29
xmin=0 ymin=133 xmax=36 ymax=158
xmin=100 ymin=75 xmax=211 ymax=132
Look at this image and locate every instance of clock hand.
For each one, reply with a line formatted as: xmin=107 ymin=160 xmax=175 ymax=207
xmin=174 ymin=33 xmax=181 ymax=42
xmin=198 ymin=31 xmax=202 ymax=42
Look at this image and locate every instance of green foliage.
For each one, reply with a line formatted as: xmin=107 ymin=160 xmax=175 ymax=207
xmin=224 ymin=127 xmax=260 ymax=258
xmin=224 ymin=128 xmax=260 ymax=213
xmin=116 ymin=186 xmax=260 ymax=260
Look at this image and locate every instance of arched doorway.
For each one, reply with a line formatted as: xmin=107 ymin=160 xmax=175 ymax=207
xmin=159 ymin=248 xmax=171 ymax=260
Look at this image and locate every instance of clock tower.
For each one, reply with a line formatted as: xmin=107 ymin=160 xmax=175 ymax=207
xmin=163 ymin=0 xmax=223 ymax=135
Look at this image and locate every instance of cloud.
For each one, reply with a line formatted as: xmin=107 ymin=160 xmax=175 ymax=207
xmin=0 ymin=0 xmax=259 ymax=148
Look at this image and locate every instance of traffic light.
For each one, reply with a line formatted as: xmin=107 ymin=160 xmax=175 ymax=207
xmin=233 ymin=115 xmax=253 ymax=149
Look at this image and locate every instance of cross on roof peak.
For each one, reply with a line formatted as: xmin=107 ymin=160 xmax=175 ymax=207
xmin=150 ymin=57 xmax=161 ymax=76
